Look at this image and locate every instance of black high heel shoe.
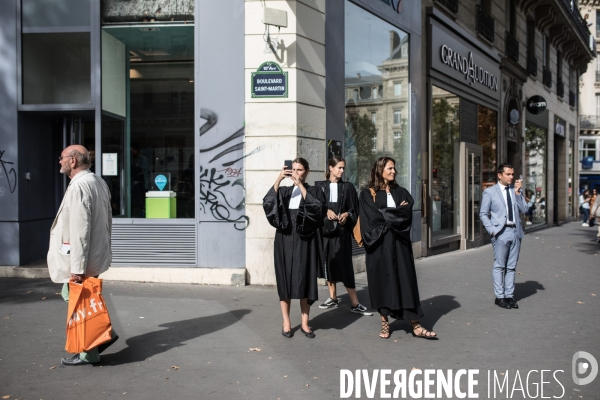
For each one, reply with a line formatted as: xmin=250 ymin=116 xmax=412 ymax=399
xmin=300 ymin=327 xmax=315 ymax=338
xmin=282 ymin=328 xmax=293 ymax=338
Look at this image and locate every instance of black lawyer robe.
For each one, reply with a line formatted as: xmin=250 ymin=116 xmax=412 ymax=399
xmin=263 ymin=184 xmax=326 ymax=304
xmin=314 ymin=180 xmax=359 ymax=288
xmin=359 ymin=186 xmax=424 ymax=319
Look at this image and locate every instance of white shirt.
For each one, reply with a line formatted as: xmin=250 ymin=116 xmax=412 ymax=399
xmin=386 ymin=192 xmax=396 ymax=208
xmin=289 ymin=186 xmax=302 ymax=209
xmin=497 ymin=182 xmax=515 ymax=225
xmin=329 ymin=182 xmax=338 ymax=203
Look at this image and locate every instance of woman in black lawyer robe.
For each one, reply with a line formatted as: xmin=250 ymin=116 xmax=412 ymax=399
xmin=359 ymin=156 xmax=437 ymax=340
xmin=314 ymin=156 xmax=371 ymax=315
xmin=263 ymin=157 xmax=326 ymax=339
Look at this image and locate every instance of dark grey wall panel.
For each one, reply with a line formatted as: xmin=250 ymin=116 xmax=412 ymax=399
xmin=326 ymin=0 xmax=345 ymax=157
xmin=19 ymin=219 xmax=53 ymax=264
xmin=195 ymin=0 xmax=245 ymax=268
xmin=0 ymin=0 xmax=20 ymax=265
xmin=0 ymin=223 xmax=19 ymax=265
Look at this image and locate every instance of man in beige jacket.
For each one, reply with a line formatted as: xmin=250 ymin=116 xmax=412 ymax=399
xmin=48 ymin=144 xmax=117 ymax=365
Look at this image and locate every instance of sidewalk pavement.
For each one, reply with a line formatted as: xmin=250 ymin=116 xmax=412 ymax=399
xmin=1 ymin=222 xmax=599 ymax=399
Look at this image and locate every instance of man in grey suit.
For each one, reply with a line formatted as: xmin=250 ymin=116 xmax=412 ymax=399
xmin=480 ymin=163 xmax=528 ymax=309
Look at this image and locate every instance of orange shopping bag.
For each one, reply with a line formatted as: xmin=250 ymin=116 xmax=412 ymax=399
xmin=65 ymin=277 xmax=113 ymax=354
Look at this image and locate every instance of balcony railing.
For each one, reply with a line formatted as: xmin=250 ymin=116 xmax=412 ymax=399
xmin=505 ymin=32 xmax=520 ymax=62
xmin=570 ymin=90 xmax=576 ymax=107
xmin=557 ymin=77 xmax=564 ymax=98
xmin=560 ymin=0 xmax=591 ymax=46
xmin=476 ymin=6 xmax=495 ymax=43
xmin=435 ymin=0 xmax=458 ymax=13
xmin=580 ymin=115 xmax=600 ymax=129
xmin=543 ymin=67 xmax=552 ymax=88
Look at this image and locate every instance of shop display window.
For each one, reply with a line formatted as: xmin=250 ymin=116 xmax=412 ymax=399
xmin=478 ymin=105 xmax=498 ymax=190
xmin=431 ymin=86 xmax=460 ymax=241
xmin=524 ymin=123 xmax=547 ymax=228
xmin=344 ymin=0 xmax=410 ymax=191
xmin=101 ymin=25 xmax=195 ymax=219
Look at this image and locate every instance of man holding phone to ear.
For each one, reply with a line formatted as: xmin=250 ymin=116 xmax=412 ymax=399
xmin=480 ymin=163 xmax=528 ymax=309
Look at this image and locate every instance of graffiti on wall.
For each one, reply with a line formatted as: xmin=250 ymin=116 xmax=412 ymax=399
xmin=0 ymin=150 xmax=17 ymax=197
xmin=198 ymin=109 xmax=261 ymax=231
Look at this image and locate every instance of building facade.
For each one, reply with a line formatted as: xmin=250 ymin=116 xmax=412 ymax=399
xmin=1 ymin=0 xmax=591 ymax=283
xmin=578 ymin=0 xmax=600 ymax=194
xmin=420 ymin=0 xmax=594 ymax=256
xmin=0 ymin=0 xmax=424 ymax=285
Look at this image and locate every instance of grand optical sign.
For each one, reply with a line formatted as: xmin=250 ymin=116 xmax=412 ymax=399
xmin=430 ymin=20 xmax=501 ymax=98
xmin=440 ymin=45 xmax=499 ymax=92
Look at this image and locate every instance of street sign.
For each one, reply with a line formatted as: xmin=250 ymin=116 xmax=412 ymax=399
xmin=251 ymin=62 xmax=288 ymax=98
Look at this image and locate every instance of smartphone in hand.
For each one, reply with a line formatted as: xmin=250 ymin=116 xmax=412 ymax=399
xmin=284 ymin=160 xmax=293 ymax=170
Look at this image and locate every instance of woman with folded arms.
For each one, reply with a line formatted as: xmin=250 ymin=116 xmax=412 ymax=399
xmin=359 ymin=156 xmax=437 ymax=340
xmin=263 ymin=157 xmax=326 ymax=339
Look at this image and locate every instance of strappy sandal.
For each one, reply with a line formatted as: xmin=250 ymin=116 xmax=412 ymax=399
xmin=380 ymin=318 xmax=390 ymax=339
xmin=410 ymin=321 xmax=438 ymax=340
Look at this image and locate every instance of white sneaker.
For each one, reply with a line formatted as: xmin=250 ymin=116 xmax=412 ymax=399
xmin=582 ymin=223 xmax=590 ymax=227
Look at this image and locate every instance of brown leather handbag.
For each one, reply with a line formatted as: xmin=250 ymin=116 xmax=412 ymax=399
xmin=353 ymin=188 xmax=376 ymax=247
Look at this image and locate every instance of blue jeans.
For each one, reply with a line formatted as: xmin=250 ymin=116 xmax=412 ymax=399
xmin=582 ymin=208 xmax=590 ymax=223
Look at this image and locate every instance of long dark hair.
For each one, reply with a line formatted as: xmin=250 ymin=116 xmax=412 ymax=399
xmin=325 ymin=156 xmax=345 ymax=179
xmin=292 ymin=157 xmax=310 ymax=170
xmin=368 ymin=156 xmax=398 ymax=190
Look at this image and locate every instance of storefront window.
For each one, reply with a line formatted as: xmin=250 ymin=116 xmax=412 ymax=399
xmin=22 ymin=0 xmax=92 ymax=104
xmin=524 ymin=123 xmax=547 ymax=228
xmin=344 ymin=0 xmax=410 ymax=190
xmin=102 ymin=25 xmax=195 ymax=219
xmin=569 ymin=139 xmax=574 ymax=216
xmin=478 ymin=105 xmax=498 ymax=190
xmin=431 ymin=86 xmax=460 ymax=241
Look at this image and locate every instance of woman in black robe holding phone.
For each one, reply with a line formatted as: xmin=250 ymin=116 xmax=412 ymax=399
xmin=263 ymin=157 xmax=326 ymax=339
xmin=359 ymin=156 xmax=437 ymax=340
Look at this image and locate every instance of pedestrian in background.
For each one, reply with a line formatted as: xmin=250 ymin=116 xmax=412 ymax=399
xmin=480 ymin=163 xmax=528 ymax=310
xmin=580 ymin=190 xmax=591 ymax=227
xmin=591 ymin=192 xmax=600 ymax=242
xmin=588 ymin=190 xmax=597 ymax=227
xmin=47 ymin=145 xmax=118 ymax=365
xmin=315 ymin=157 xmax=371 ymax=316
xmin=525 ymin=189 xmax=536 ymax=226
xmin=263 ymin=158 xmax=326 ymax=339
xmin=359 ymin=157 xmax=437 ymax=340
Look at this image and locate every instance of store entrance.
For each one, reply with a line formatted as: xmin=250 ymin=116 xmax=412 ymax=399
xmin=459 ymin=143 xmax=484 ymax=249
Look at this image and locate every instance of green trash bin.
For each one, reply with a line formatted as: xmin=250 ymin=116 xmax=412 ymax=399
xmin=146 ymin=191 xmax=177 ymax=218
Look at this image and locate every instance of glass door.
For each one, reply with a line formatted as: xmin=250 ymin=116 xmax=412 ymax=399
xmin=460 ymin=143 xmax=483 ymax=249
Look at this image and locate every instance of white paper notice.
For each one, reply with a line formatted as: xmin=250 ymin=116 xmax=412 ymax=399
xmin=102 ymin=153 xmax=118 ymax=176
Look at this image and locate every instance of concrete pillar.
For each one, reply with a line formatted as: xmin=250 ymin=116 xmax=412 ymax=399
xmin=245 ymin=0 xmax=326 ymax=285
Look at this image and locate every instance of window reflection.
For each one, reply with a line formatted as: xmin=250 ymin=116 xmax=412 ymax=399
xmin=478 ymin=105 xmax=498 ymax=190
xmin=344 ymin=0 xmax=410 ymax=191
xmin=431 ymin=87 xmax=460 ymax=240
xmin=524 ymin=123 xmax=547 ymax=227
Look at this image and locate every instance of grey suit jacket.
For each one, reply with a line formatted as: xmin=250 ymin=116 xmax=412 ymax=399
xmin=479 ymin=183 xmax=528 ymax=239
